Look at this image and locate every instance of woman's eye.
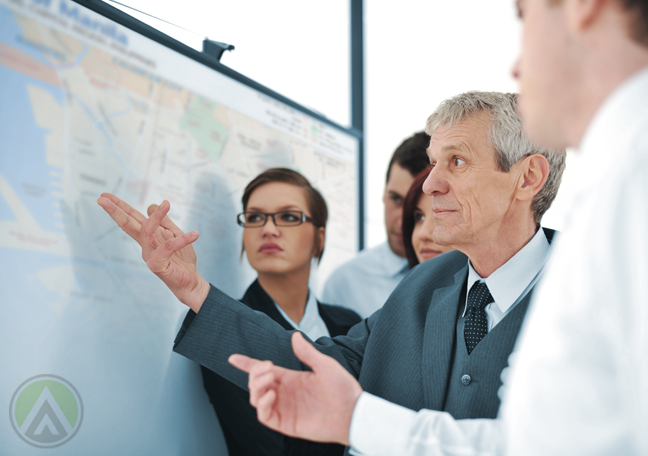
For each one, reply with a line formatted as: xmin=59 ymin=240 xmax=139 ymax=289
xmin=454 ymin=157 xmax=466 ymax=166
xmin=414 ymin=212 xmax=425 ymax=224
xmin=246 ymin=214 xmax=263 ymax=223
xmin=280 ymin=212 xmax=299 ymax=222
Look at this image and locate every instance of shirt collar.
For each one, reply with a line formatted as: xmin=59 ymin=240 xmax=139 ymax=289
xmin=464 ymin=227 xmax=551 ymax=316
xmin=376 ymin=241 xmax=410 ymax=277
xmin=273 ymin=290 xmax=318 ymax=328
xmin=297 ymin=291 xmax=321 ymax=330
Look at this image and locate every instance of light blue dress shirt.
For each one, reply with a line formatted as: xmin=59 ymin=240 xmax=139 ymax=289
xmin=321 ymin=241 xmax=409 ymax=319
xmin=464 ymin=227 xmax=551 ymax=332
xmin=273 ymin=291 xmax=330 ymax=341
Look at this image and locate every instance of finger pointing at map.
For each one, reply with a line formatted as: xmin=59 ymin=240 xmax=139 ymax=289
xmin=97 ymin=193 xmax=211 ymax=312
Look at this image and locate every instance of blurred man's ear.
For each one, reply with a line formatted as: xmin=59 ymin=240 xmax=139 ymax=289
xmin=566 ymin=0 xmax=606 ymax=32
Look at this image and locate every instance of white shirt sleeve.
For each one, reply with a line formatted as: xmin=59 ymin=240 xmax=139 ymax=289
xmin=348 ymin=392 xmax=502 ymax=456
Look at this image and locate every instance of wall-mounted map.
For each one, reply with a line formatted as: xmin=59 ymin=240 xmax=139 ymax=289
xmin=0 ymin=0 xmax=359 ymax=454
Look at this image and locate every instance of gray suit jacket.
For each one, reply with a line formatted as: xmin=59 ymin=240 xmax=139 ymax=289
xmin=174 ymin=229 xmax=553 ymax=417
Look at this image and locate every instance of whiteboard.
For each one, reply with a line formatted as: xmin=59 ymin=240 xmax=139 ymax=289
xmin=0 ymin=0 xmax=360 ymax=454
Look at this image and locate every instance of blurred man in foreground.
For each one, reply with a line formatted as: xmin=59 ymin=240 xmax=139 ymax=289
xmin=232 ymin=0 xmax=648 ymax=454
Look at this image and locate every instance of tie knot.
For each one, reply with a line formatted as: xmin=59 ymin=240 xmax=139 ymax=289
xmin=467 ymin=281 xmax=494 ymax=312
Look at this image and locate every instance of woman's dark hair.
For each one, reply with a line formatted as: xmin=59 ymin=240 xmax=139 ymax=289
xmin=242 ymin=168 xmax=328 ymax=261
xmin=402 ymin=169 xmax=431 ymax=268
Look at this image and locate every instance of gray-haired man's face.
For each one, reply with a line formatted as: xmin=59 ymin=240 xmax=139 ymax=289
xmin=422 ymin=112 xmax=525 ymax=253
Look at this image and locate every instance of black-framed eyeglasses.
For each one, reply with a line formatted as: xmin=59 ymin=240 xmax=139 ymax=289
xmin=237 ymin=211 xmax=315 ymax=228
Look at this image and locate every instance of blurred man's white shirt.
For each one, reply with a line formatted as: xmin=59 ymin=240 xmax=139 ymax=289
xmin=349 ymin=392 xmax=501 ymax=455
xmin=502 ymin=65 xmax=648 ymax=456
xmin=348 ymin=66 xmax=648 ymax=456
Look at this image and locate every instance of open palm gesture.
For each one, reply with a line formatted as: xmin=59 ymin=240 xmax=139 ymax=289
xmin=230 ymin=331 xmax=363 ymax=446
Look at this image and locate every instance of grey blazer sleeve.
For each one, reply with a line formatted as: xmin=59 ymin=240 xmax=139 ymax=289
xmin=173 ymin=285 xmax=376 ymax=391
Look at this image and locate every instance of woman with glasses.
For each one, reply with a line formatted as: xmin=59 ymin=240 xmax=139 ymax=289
xmin=402 ymin=169 xmax=453 ymax=268
xmin=201 ymin=168 xmax=361 ymax=456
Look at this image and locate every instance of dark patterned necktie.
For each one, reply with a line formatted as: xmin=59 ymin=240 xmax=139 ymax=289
xmin=464 ymin=281 xmax=494 ymax=355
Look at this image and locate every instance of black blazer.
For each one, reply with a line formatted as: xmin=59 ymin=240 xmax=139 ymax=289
xmin=201 ymin=279 xmax=361 ymax=456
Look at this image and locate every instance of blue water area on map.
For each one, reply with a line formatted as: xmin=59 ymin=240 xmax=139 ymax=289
xmin=0 ymin=2 xmax=69 ymax=230
xmin=0 ymin=248 xmax=63 ymax=309
xmin=1 ymin=5 xmax=59 ymax=67
xmin=0 ymin=64 xmax=66 ymax=231
xmin=0 ymin=190 xmax=15 ymax=222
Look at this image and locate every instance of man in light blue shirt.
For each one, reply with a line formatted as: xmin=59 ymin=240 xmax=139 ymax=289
xmin=321 ymin=132 xmax=430 ymax=318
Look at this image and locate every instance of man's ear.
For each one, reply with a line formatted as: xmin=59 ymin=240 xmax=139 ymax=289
xmin=517 ymin=154 xmax=550 ymax=202
xmin=566 ymin=0 xmax=607 ymax=32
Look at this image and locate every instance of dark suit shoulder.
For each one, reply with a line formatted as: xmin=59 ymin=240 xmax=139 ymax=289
xmin=317 ymin=302 xmax=362 ymax=338
xmin=371 ymin=249 xmax=468 ymax=322
xmin=318 ymin=302 xmax=362 ymax=325
xmin=402 ymin=250 xmax=468 ymax=289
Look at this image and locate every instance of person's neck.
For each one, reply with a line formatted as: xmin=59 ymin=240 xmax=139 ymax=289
xmin=570 ymin=30 xmax=648 ymax=147
xmin=463 ymin=217 xmax=538 ymax=278
xmin=258 ymin=267 xmax=311 ymax=324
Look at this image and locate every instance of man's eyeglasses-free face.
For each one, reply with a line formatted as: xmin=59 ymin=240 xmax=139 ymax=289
xmin=237 ymin=211 xmax=315 ymax=228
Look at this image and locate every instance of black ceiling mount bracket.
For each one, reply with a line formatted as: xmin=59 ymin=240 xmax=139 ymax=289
xmin=202 ymin=39 xmax=235 ymax=62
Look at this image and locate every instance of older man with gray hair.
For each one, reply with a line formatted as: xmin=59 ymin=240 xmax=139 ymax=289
xmin=98 ymin=91 xmax=566 ymax=453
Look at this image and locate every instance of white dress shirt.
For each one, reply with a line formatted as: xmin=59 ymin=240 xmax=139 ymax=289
xmin=321 ymin=242 xmax=409 ymax=319
xmin=502 ymin=65 xmax=648 ymax=456
xmin=273 ymin=291 xmax=330 ymax=341
xmin=348 ymin=66 xmax=648 ymax=456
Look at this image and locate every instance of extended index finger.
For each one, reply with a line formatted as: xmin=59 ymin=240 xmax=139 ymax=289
xmin=229 ymin=354 xmax=262 ymax=374
xmin=101 ymin=193 xmax=148 ymax=225
xmin=97 ymin=193 xmax=145 ymax=243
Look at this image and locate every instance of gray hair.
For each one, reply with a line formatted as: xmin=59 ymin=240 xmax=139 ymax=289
xmin=425 ymin=91 xmax=566 ymax=225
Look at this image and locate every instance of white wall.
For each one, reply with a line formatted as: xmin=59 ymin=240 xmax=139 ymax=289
xmin=364 ymin=0 xmax=521 ymax=245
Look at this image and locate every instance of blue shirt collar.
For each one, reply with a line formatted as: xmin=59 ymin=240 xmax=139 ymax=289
xmin=273 ymin=290 xmax=330 ymax=340
xmin=464 ymin=227 xmax=551 ymax=316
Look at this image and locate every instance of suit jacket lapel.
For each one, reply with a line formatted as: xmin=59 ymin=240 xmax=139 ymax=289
xmin=421 ymin=266 xmax=468 ymax=410
xmin=240 ymin=280 xmax=295 ymax=331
